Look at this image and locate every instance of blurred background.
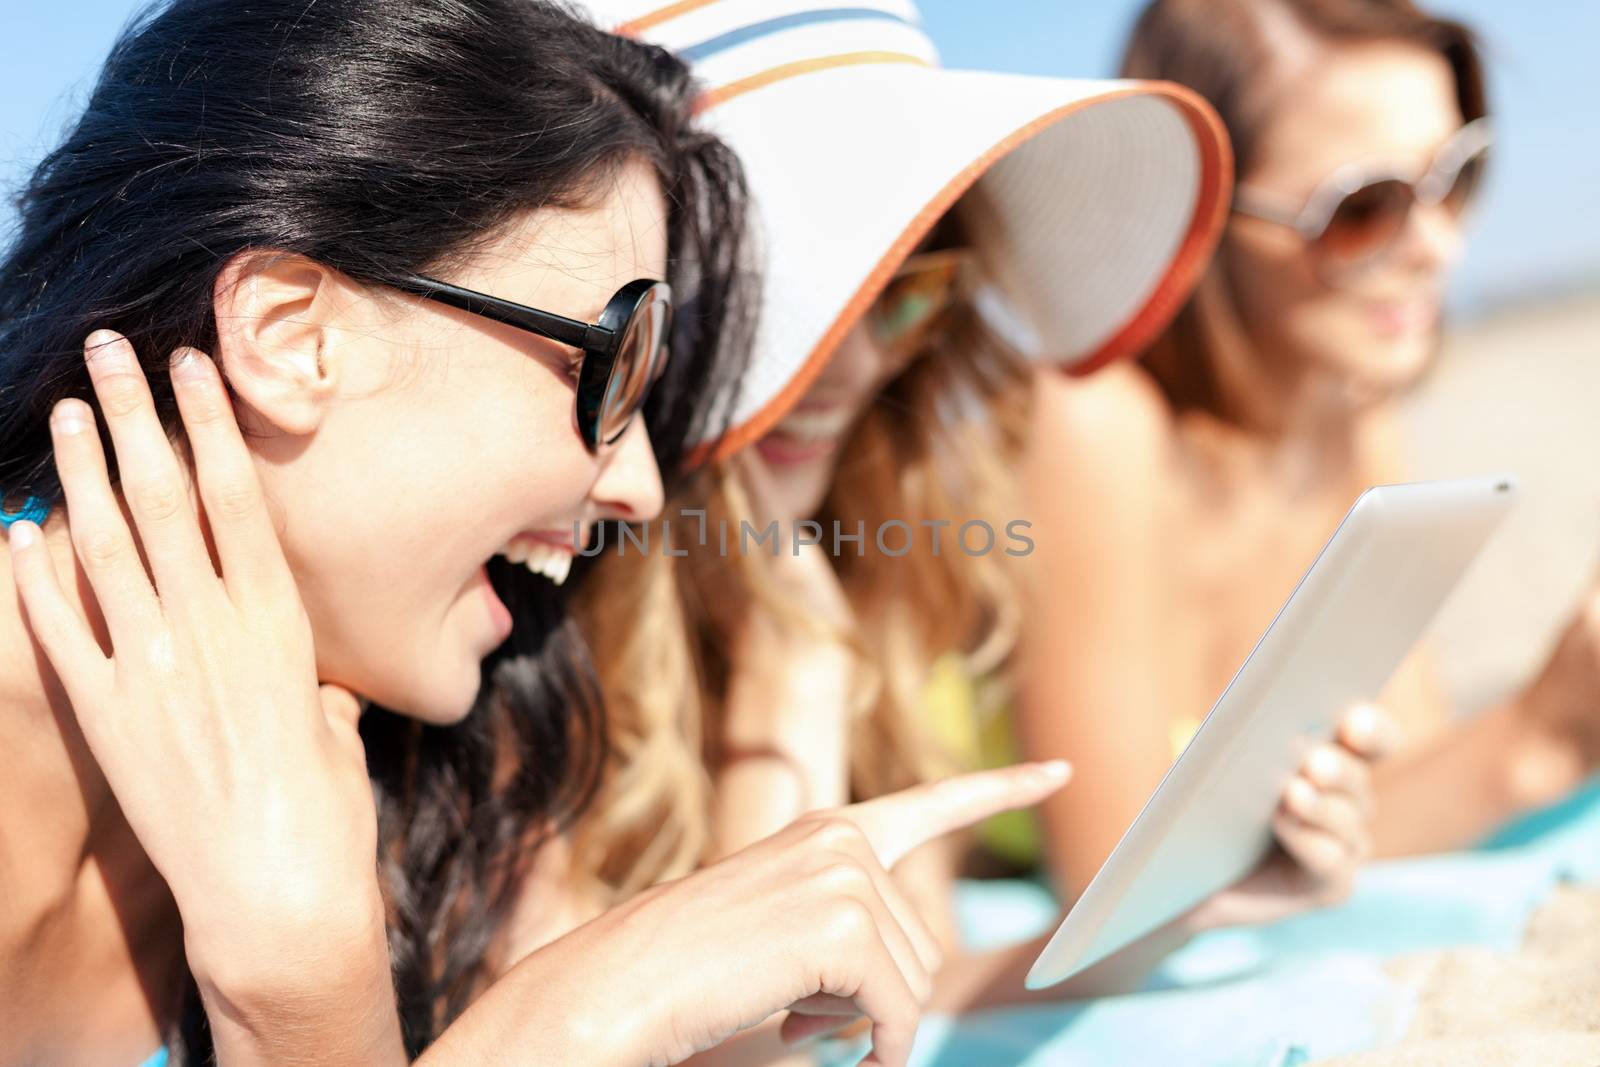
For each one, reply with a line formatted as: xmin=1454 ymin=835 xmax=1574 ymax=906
xmin=4 ymin=0 xmax=1599 ymax=708
xmin=921 ymin=1 xmax=1600 ymax=714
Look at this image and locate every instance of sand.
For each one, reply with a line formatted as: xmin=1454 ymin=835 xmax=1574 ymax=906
xmin=1315 ymin=885 xmax=1600 ymax=1066
xmin=1317 ymin=1034 xmax=1600 ymax=1067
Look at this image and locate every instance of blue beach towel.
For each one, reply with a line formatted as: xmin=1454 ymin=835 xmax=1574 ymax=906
xmin=820 ymin=776 xmax=1600 ymax=1067
xmin=124 ymin=781 xmax=1600 ymax=1067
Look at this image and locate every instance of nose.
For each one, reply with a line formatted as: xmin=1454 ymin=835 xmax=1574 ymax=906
xmin=590 ymin=416 xmax=664 ymax=522
xmin=1393 ymin=198 xmax=1464 ymax=278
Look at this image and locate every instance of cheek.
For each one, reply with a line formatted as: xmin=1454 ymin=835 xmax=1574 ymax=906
xmin=263 ymin=352 xmax=594 ymax=719
xmin=1227 ymin=231 xmax=1385 ymax=372
xmin=862 ymin=344 xmax=921 ymax=411
xmin=811 ymin=328 xmax=908 ymax=411
xmin=1227 ymin=226 xmax=1323 ymax=336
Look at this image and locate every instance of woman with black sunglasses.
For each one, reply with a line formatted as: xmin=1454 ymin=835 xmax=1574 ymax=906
xmin=0 ymin=2 xmax=1074 ymax=1065
xmin=1018 ymin=0 xmax=1600 ymax=895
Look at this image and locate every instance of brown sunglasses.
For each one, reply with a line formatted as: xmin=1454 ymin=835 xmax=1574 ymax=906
xmin=1233 ymin=119 xmax=1492 ymax=282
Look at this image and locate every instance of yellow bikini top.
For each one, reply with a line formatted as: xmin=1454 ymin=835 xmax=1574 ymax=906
xmin=922 ymin=654 xmax=1201 ymax=868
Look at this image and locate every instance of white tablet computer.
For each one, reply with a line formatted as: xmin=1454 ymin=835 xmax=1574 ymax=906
xmin=1026 ymin=475 xmax=1516 ymax=989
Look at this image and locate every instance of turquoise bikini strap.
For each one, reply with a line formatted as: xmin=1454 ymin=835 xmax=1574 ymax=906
xmin=0 ymin=496 xmax=50 ymax=530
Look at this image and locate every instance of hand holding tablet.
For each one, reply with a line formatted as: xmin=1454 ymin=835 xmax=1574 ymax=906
xmin=1028 ymin=476 xmax=1516 ymax=988
xmin=1180 ymin=700 xmax=1394 ymax=932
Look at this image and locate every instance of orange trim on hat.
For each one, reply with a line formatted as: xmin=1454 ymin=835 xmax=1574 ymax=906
xmin=693 ymin=81 xmax=1232 ymax=467
xmin=697 ymin=51 xmax=931 ymax=112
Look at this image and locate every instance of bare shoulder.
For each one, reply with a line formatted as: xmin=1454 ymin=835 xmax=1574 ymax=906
xmin=1026 ymin=362 xmax=1178 ymax=499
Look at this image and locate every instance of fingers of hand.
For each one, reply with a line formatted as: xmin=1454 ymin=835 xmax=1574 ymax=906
xmin=781 ymin=1000 xmax=872 ymax=1048
xmin=48 ymin=394 xmax=163 ymax=640
xmin=820 ymin=831 xmax=944 ymax=983
xmin=829 ymin=926 xmax=919 ymax=1067
xmin=868 ymin=865 xmax=944 ymax=978
xmin=1336 ymin=702 xmax=1399 ymax=761
xmin=318 ymin=684 xmax=363 ymax=731
xmin=317 ymin=684 xmax=367 ymax=763
xmin=168 ymin=347 xmax=294 ymax=604
xmin=796 ymin=830 xmax=931 ymax=1007
xmin=767 ymin=819 xmax=937 ymax=1066
xmin=1303 ymin=742 xmax=1374 ymax=819
xmin=785 ymin=993 xmax=865 ymax=1019
xmin=82 ymin=332 xmax=215 ymax=605
xmin=850 ymin=761 xmax=1071 ymax=868
xmin=1274 ymin=796 xmax=1360 ymax=886
xmin=5 ymin=521 xmax=112 ymax=698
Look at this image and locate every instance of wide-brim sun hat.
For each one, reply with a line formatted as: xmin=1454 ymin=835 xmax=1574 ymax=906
xmin=576 ymin=0 xmax=1233 ymax=461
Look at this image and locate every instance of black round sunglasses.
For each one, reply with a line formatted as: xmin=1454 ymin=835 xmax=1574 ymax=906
xmin=387 ymin=273 xmax=673 ymax=452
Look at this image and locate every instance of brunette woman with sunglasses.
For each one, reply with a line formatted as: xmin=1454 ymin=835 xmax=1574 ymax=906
xmin=1017 ymin=0 xmax=1600 ymax=899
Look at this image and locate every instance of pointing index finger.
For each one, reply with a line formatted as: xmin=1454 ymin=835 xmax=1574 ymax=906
xmin=844 ymin=761 xmax=1071 ymax=868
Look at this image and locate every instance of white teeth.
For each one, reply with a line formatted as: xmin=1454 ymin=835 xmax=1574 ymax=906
xmin=774 ymin=408 xmax=850 ymax=443
xmin=519 ymin=540 xmax=573 ymax=587
xmin=495 ymin=536 xmax=573 ymax=586
xmin=550 ymin=550 xmax=576 ymax=585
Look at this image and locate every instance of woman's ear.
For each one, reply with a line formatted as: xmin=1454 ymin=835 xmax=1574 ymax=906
xmin=213 ymin=252 xmax=344 ymax=435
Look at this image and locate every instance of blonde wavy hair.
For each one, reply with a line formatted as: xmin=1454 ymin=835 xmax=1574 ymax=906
xmin=570 ymin=205 xmax=1037 ymax=898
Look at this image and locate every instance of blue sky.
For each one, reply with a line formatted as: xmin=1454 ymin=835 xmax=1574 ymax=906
xmin=4 ymin=1 xmax=1597 ymax=313
xmin=917 ymin=0 xmax=1600 ymax=313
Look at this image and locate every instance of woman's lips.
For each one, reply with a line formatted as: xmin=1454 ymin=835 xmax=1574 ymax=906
xmin=757 ymin=406 xmax=854 ymax=465
xmin=467 ymin=525 xmax=584 ymax=651
xmin=1369 ymin=298 xmax=1437 ymax=338
xmin=477 ymin=565 xmax=514 ymax=642
xmin=756 ymin=430 xmax=836 ymax=465
xmin=523 ymin=529 xmax=578 ymax=551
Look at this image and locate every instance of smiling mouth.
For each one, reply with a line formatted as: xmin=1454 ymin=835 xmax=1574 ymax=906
xmin=757 ymin=428 xmax=839 ymax=466
xmin=757 ymin=405 xmax=859 ymax=466
xmin=495 ymin=533 xmax=576 ymax=586
xmin=1368 ymin=298 xmax=1437 ymax=337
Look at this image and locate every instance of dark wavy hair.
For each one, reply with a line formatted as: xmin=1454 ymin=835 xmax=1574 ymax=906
xmin=0 ymin=0 xmax=752 ymax=1058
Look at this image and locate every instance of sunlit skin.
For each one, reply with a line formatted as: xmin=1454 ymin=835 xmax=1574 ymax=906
xmin=0 ymin=160 xmax=667 ymax=1064
xmin=714 ymin=86 xmax=1399 ymax=1030
xmin=0 ymin=138 xmax=1095 ymax=1065
xmin=249 ymin=160 xmax=668 ymax=721
xmin=1020 ymin=40 xmax=1475 ymax=900
xmin=752 ymin=321 xmax=919 ymax=521
xmin=1020 ymin=30 xmax=1600 ymax=899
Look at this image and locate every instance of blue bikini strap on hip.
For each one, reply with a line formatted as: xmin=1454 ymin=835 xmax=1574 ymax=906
xmin=0 ymin=495 xmax=50 ymax=529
